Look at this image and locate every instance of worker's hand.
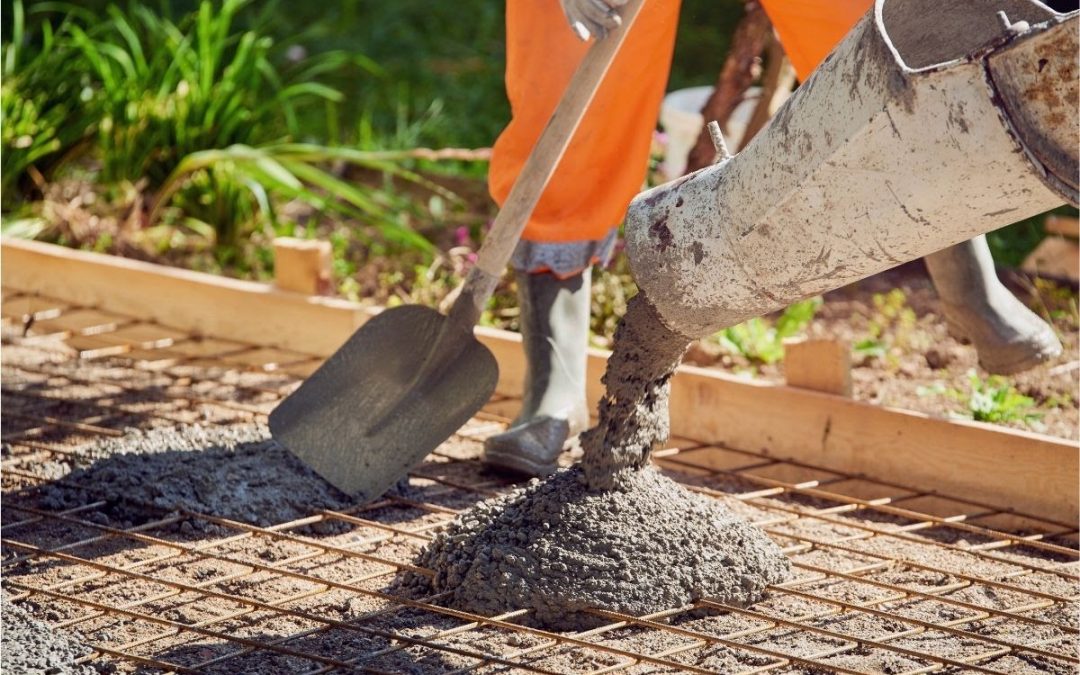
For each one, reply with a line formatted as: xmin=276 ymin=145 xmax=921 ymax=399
xmin=559 ymin=0 xmax=629 ymax=41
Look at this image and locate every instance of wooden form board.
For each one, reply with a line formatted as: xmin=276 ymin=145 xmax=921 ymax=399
xmin=1 ymin=238 xmax=373 ymax=356
xmin=3 ymin=237 xmax=1077 ymax=524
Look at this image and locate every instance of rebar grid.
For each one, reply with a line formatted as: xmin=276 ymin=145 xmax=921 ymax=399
xmin=2 ymin=289 xmax=1078 ymax=674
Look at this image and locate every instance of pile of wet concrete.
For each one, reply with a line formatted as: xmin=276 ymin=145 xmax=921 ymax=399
xmin=1 ymin=598 xmax=107 ymax=675
xmin=410 ymin=295 xmax=790 ymax=628
xmin=36 ymin=424 xmax=352 ymax=529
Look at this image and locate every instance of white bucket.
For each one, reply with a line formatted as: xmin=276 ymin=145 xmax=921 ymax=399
xmin=659 ymin=86 xmax=762 ymax=179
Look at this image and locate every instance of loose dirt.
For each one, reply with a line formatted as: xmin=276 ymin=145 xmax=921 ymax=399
xmin=684 ymin=264 xmax=1079 ymax=439
xmin=413 ymin=293 xmax=790 ymax=629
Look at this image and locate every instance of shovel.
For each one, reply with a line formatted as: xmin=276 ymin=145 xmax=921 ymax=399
xmin=269 ymin=0 xmax=645 ymax=501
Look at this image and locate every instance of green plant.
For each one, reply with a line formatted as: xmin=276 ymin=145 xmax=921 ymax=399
xmin=713 ymin=297 xmax=822 ymax=365
xmin=65 ymin=0 xmax=340 ymax=187
xmin=918 ymin=371 xmax=1042 ymax=427
xmin=964 ymin=373 xmax=1041 ymax=425
xmin=1 ymin=2 xmax=92 ymax=202
xmin=3 ymin=1 xmax=451 ymax=254
xmin=854 ymin=288 xmax=928 ymax=365
xmin=151 ymin=143 xmax=450 ymax=249
xmin=589 ymin=257 xmax=637 ymax=348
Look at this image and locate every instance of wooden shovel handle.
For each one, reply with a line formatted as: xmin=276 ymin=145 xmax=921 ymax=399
xmin=451 ymin=0 xmax=646 ymax=323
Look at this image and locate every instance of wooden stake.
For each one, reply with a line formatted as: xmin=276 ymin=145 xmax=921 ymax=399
xmin=272 ymin=237 xmax=332 ymax=296
xmin=684 ymin=1 xmax=771 ymax=173
xmin=782 ymin=337 xmax=852 ymax=397
xmin=1022 ymin=237 xmax=1080 ymax=282
xmin=1044 ymin=215 xmax=1079 ymax=239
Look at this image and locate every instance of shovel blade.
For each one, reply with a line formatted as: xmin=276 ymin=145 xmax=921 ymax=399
xmin=269 ymin=305 xmax=499 ymax=501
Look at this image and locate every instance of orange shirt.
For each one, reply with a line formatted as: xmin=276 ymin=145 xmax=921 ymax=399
xmin=490 ymin=0 xmax=872 ymax=249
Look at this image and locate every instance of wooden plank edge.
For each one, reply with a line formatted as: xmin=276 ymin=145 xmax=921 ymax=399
xmin=1 ymin=237 xmax=373 ymax=356
xmin=4 ymin=238 xmax=1076 ymax=523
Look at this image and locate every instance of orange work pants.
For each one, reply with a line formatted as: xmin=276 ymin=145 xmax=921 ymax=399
xmin=489 ymin=0 xmax=871 ymax=275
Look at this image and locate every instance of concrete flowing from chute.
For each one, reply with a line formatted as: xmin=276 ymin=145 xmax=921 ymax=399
xmin=408 ymin=295 xmax=789 ymax=630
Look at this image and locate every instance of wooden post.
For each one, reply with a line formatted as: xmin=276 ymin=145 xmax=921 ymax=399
xmin=1022 ymin=237 xmax=1080 ymax=282
xmin=783 ymin=337 xmax=852 ymax=397
xmin=684 ymin=1 xmax=771 ymax=173
xmin=273 ymin=237 xmax=333 ymax=296
xmin=737 ymin=36 xmax=796 ymax=151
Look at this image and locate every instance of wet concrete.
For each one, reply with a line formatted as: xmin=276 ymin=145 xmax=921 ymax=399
xmin=37 ymin=424 xmax=352 ymax=529
xmin=1 ymin=598 xmax=104 ymax=674
xmin=408 ymin=465 xmax=790 ymax=631
xmin=580 ymin=294 xmax=693 ymax=489
xmin=413 ymin=292 xmax=789 ymax=630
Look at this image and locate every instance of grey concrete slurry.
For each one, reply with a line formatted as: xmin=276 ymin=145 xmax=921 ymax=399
xmin=36 ymin=424 xmax=352 ymax=528
xmin=580 ymin=293 xmax=693 ymax=489
xmin=2 ymin=599 xmax=103 ymax=675
xmin=413 ymin=292 xmax=789 ymax=629
xmin=409 ymin=465 xmax=790 ymax=631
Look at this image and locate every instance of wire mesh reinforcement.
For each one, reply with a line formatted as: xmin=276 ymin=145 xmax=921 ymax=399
xmin=2 ymin=288 xmax=1078 ymax=674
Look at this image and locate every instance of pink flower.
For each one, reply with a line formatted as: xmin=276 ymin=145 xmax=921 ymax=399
xmin=454 ymin=226 xmax=471 ymax=247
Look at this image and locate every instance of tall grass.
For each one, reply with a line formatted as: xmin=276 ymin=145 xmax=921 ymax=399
xmin=2 ymin=0 xmax=440 ymax=251
xmin=1 ymin=2 xmax=91 ymax=201
xmin=66 ymin=0 xmax=340 ymax=186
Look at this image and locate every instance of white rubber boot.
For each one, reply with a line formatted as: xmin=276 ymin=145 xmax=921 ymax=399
xmin=925 ymin=236 xmax=1062 ymax=375
xmin=483 ymin=269 xmax=591 ymax=477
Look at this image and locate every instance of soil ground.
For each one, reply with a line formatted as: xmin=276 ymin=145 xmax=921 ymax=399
xmin=684 ymin=262 xmax=1079 ymax=440
xmin=1 ymin=314 xmax=1077 ymax=674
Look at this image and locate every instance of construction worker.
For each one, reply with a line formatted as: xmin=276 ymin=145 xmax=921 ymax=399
xmin=482 ymin=0 xmax=1062 ymax=477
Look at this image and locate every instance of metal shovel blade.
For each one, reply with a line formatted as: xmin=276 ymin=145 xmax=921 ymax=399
xmin=268 ymin=305 xmax=499 ymax=501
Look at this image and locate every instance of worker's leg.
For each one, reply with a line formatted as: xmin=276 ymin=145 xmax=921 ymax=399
xmin=924 ymin=236 xmax=1061 ymax=374
xmin=484 ymin=0 xmax=680 ymax=476
xmin=762 ymin=0 xmax=1062 ymax=375
xmin=484 ymin=269 xmax=592 ymax=476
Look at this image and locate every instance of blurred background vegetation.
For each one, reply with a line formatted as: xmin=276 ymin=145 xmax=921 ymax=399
xmin=1 ymin=0 xmax=1074 ymax=347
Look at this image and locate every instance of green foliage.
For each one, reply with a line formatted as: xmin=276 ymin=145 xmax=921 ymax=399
xmin=986 ymin=206 xmax=1078 ymax=268
xmin=589 ymin=258 xmax=637 ymax=349
xmin=64 ymin=0 xmax=340 ymax=187
xmin=1 ymin=2 xmax=91 ymax=202
xmin=919 ymin=371 xmax=1042 ymax=426
xmin=714 ymin=297 xmax=822 ymax=365
xmin=1027 ymin=276 xmax=1079 ymax=329
xmin=3 ymin=0 xmax=444 ymax=255
xmin=965 ymin=373 xmax=1040 ymax=424
xmin=152 ymin=144 xmax=443 ymax=249
xmin=854 ymin=288 xmax=928 ymax=365
xmin=258 ymin=1 xmax=507 ymax=154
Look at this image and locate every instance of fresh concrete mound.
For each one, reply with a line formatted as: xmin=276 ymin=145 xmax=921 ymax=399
xmin=411 ymin=465 xmax=789 ymax=631
xmin=1 ymin=599 xmax=103 ymax=675
xmin=36 ymin=424 xmax=351 ymax=528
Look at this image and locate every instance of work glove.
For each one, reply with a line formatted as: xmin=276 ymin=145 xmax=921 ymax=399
xmin=559 ymin=0 xmax=629 ymax=41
